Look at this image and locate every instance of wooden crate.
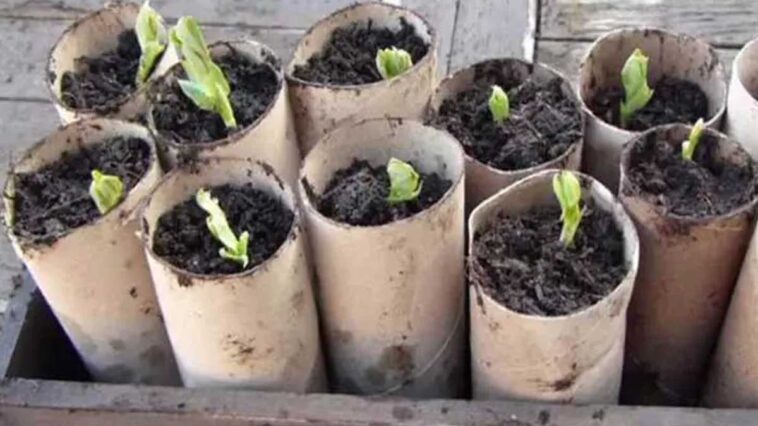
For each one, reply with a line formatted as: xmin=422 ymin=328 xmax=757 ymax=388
xmin=0 ymin=274 xmax=756 ymax=425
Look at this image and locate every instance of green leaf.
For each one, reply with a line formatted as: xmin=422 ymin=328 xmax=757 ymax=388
xmin=171 ymin=16 xmax=237 ymax=129
xmin=135 ymin=0 xmax=167 ymax=84
xmin=195 ymin=189 xmax=249 ymax=268
xmin=620 ymin=48 xmax=655 ymax=128
xmin=376 ymin=47 xmax=413 ymax=80
xmin=89 ymin=170 xmax=124 ymax=215
xmin=489 ymin=85 xmax=510 ymax=123
xmin=386 ymin=157 xmax=422 ymax=204
xmin=682 ymin=118 xmax=706 ymax=161
xmin=552 ymin=171 xmax=584 ymax=247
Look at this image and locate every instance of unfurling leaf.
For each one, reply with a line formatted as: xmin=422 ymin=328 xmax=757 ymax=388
xmin=171 ymin=17 xmax=237 ymax=128
xmin=89 ymin=170 xmax=124 ymax=215
xmin=489 ymin=85 xmax=510 ymax=124
xmin=196 ymin=189 xmax=249 ymax=267
xmin=135 ymin=0 xmax=168 ymax=84
xmin=376 ymin=47 xmax=413 ymax=80
xmin=682 ymin=118 xmax=706 ymax=161
xmin=552 ymin=171 xmax=584 ymax=248
xmin=619 ymin=48 xmax=655 ymax=128
xmin=386 ymin=157 xmax=422 ymax=204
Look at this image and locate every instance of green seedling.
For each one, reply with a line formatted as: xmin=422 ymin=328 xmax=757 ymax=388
xmin=196 ymin=189 xmax=249 ymax=267
xmin=489 ymin=85 xmax=510 ymax=124
xmin=552 ymin=170 xmax=584 ymax=248
xmin=682 ymin=118 xmax=706 ymax=161
xmin=135 ymin=0 xmax=168 ymax=84
xmin=171 ymin=17 xmax=237 ymax=128
xmin=387 ymin=157 xmax=422 ymax=204
xmin=620 ymin=48 xmax=655 ymax=128
xmin=89 ymin=170 xmax=124 ymax=215
xmin=376 ymin=47 xmax=413 ymax=80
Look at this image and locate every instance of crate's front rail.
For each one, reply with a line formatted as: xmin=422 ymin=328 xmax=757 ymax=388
xmin=0 ymin=274 xmax=755 ymax=426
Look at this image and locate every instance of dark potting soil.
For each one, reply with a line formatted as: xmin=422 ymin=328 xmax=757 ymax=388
xmin=291 ymin=19 xmax=429 ymax=85
xmin=11 ymin=137 xmax=151 ymax=244
xmin=151 ymin=51 xmax=279 ymax=144
xmin=314 ymin=160 xmax=452 ymax=226
xmin=430 ymin=74 xmax=581 ymax=171
xmin=472 ymin=204 xmax=628 ymax=316
xmin=152 ymin=184 xmax=294 ymax=275
xmin=60 ymin=30 xmax=147 ymax=111
xmin=624 ymin=133 xmax=758 ymax=217
xmin=589 ymin=77 xmax=709 ymax=131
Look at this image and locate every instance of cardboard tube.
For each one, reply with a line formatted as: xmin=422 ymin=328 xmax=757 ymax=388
xmin=468 ymin=170 xmax=640 ymax=403
xmin=703 ymin=227 xmax=758 ymax=408
xmin=430 ymin=58 xmax=584 ymax=211
xmin=619 ymin=124 xmax=757 ymax=406
xmin=287 ymin=2 xmax=437 ymax=154
xmin=725 ymin=38 xmax=758 ymax=161
xmin=3 ymin=119 xmax=179 ymax=385
xmin=300 ymin=118 xmax=466 ymax=397
xmin=141 ymin=158 xmax=326 ymax=392
xmin=46 ymin=3 xmax=178 ymax=124
xmin=578 ymin=28 xmax=727 ymax=192
xmin=149 ymin=40 xmax=301 ymax=186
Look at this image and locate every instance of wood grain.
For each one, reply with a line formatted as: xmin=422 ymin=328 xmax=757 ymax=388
xmin=540 ymin=0 xmax=758 ymax=47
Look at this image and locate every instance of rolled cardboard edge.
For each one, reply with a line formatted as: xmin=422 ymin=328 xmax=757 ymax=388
xmin=725 ymin=37 xmax=758 ymax=161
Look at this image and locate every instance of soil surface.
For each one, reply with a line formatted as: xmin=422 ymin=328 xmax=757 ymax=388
xmin=292 ymin=19 xmax=429 ymax=85
xmin=471 ymin=204 xmax=627 ymax=316
xmin=152 ymin=50 xmax=279 ymax=144
xmin=430 ymin=67 xmax=581 ymax=171
xmin=314 ymin=160 xmax=452 ymax=226
xmin=589 ymin=77 xmax=709 ymax=131
xmin=153 ymin=184 xmax=293 ymax=275
xmin=624 ymin=132 xmax=758 ymax=217
xmin=60 ymin=30 xmax=147 ymax=111
xmin=11 ymin=137 xmax=151 ymax=244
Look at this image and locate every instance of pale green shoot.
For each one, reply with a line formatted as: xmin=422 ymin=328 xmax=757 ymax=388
xmin=171 ymin=17 xmax=237 ymax=128
xmin=376 ymin=47 xmax=413 ymax=80
xmin=489 ymin=85 xmax=510 ymax=124
xmin=89 ymin=170 xmax=124 ymax=215
xmin=135 ymin=0 xmax=168 ymax=84
xmin=620 ymin=48 xmax=655 ymax=128
xmin=387 ymin=157 xmax=422 ymax=204
xmin=195 ymin=189 xmax=249 ymax=267
xmin=682 ymin=118 xmax=706 ymax=161
xmin=552 ymin=171 xmax=584 ymax=248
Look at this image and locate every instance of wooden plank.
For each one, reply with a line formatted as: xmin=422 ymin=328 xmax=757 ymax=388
xmin=537 ymin=40 xmax=739 ymax=83
xmin=0 ymin=17 xmax=303 ymax=100
xmin=540 ymin=0 xmax=758 ymax=47
xmin=448 ymin=0 xmax=537 ymax=72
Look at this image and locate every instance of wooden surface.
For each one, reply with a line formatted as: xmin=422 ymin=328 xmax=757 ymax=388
xmin=0 ymin=0 xmax=751 ymax=330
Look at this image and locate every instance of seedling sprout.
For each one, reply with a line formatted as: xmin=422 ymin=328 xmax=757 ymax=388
xmin=552 ymin=170 xmax=584 ymax=248
xmin=171 ymin=17 xmax=237 ymax=128
xmin=376 ymin=47 xmax=413 ymax=80
xmin=489 ymin=85 xmax=510 ymax=124
xmin=135 ymin=0 xmax=168 ymax=85
xmin=387 ymin=157 xmax=422 ymax=204
xmin=89 ymin=170 xmax=124 ymax=215
xmin=682 ymin=118 xmax=706 ymax=161
xmin=620 ymin=48 xmax=654 ymax=128
xmin=196 ymin=189 xmax=249 ymax=267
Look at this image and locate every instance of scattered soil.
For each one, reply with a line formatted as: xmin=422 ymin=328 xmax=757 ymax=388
xmin=292 ymin=19 xmax=429 ymax=85
xmin=60 ymin=30 xmax=148 ymax=112
xmin=430 ymin=65 xmax=581 ymax=171
xmin=151 ymin=50 xmax=279 ymax=144
xmin=11 ymin=137 xmax=151 ymax=245
xmin=152 ymin=184 xmax=293 ymax=275
xmin=471 ymin=204 xmax=628 ymax=316
xmin=314 ymin=160 xmax=452 ymax=226
xmin=589 ymin=77 xmax=709 ymax=131
xmin=623 ymin=132 xmax=758 ymax=217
